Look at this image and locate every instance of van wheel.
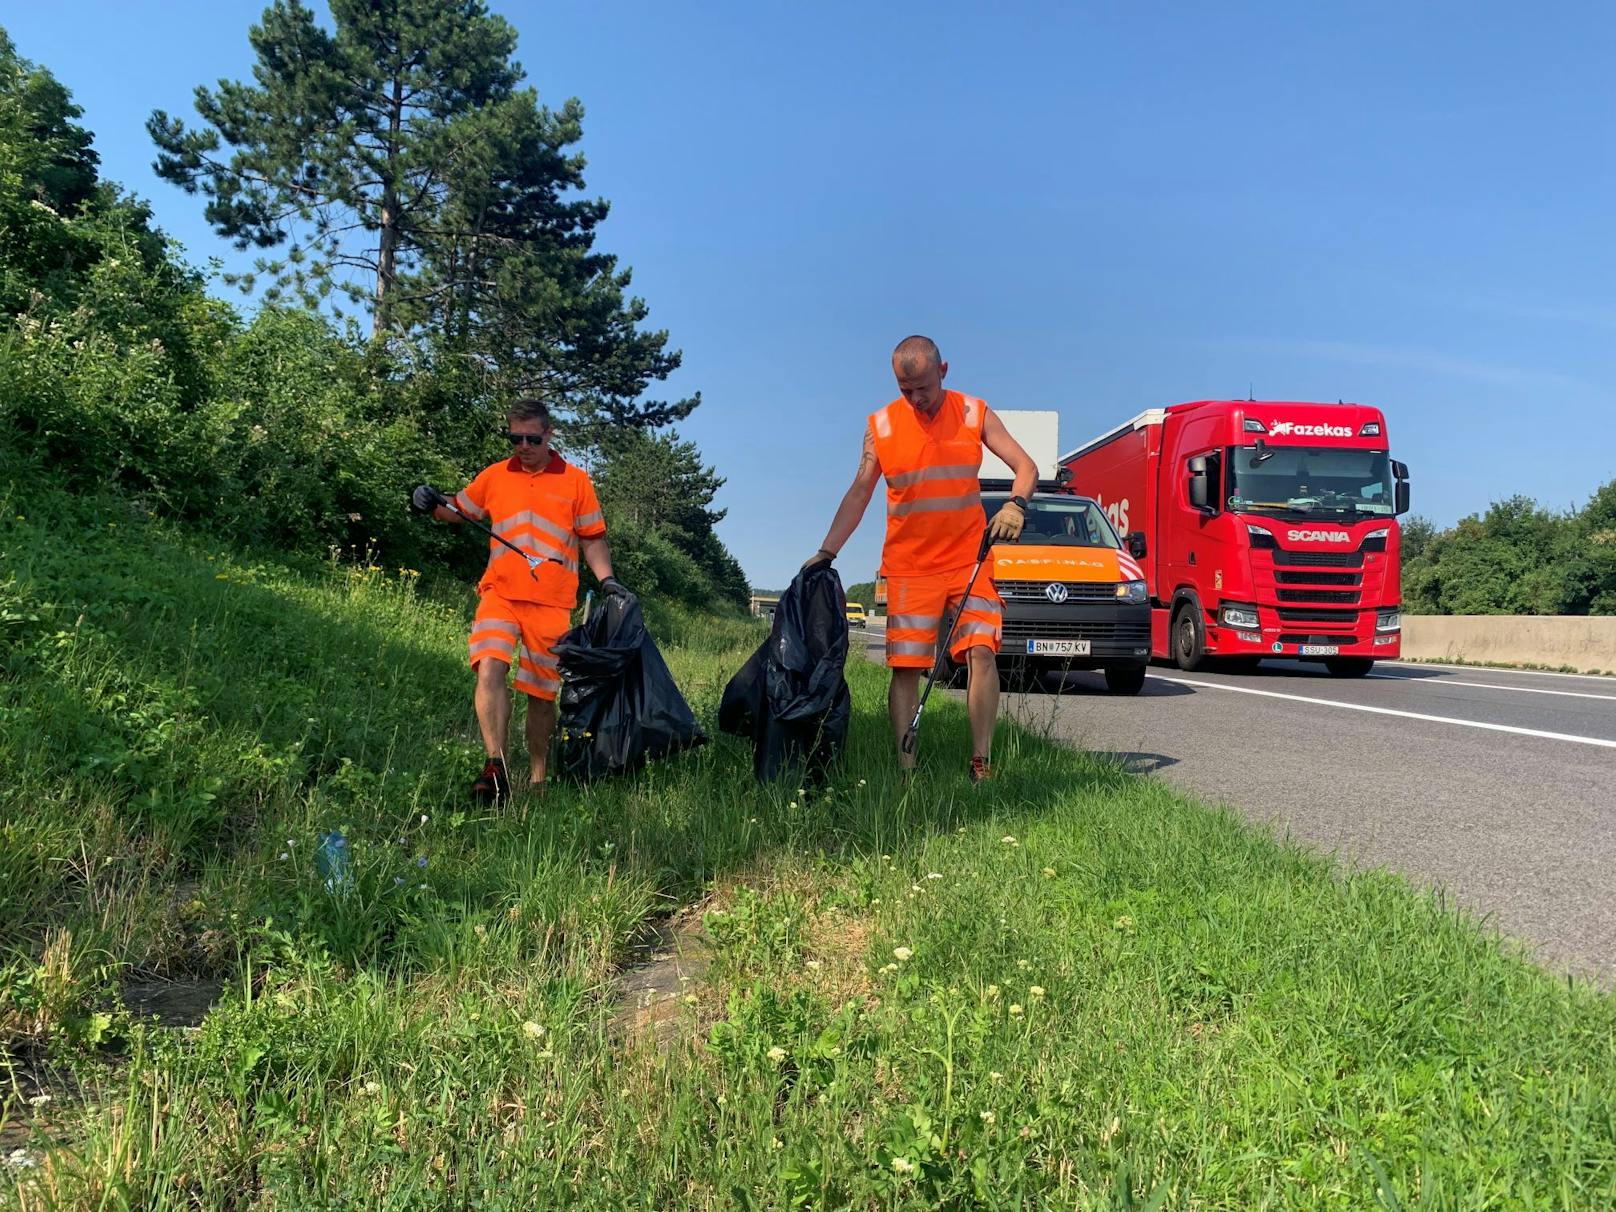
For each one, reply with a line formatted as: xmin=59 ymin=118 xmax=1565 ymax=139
xmin=1172 ymin=603 xmax=1208 ymax=672
xmin=1326 ymin=658 xmax=1374 ymax=678
xmin=1105 ymin=665 xmax=1147 ymax=695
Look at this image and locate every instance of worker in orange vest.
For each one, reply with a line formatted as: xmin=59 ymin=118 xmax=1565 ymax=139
xmin=412 ymin=398 xmax=626 ymax=801
xmin=806 ymin=336 xmax=1037 ymax=781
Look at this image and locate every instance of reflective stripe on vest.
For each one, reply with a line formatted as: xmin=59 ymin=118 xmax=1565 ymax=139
xmin=869 ymin=391 xmax=988 ymax=576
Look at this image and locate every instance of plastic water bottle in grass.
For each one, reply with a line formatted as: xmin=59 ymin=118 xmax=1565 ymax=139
xmin=316 ymin=830 xmax=352 ymax=893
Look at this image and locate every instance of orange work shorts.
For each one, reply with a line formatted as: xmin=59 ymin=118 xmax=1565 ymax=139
xmin=467 ymin=591 xmax=572 ymax=701
xmin=883 ymin=568 xmax=1002 ymax=669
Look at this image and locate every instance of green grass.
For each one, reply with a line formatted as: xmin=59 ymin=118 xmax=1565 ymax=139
xmin=4 ymin=475 xmax=1616 ymax=1208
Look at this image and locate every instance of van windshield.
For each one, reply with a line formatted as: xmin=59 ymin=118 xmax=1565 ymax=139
xmin=1227 ymin=446 xmax=1395 ymax=517
xmin=981 ymin=495 xmax=1120 ymax=548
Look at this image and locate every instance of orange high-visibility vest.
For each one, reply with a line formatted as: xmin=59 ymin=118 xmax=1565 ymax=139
xmin=869 ymin=390 xmax=988 ymax=577
xmin=453 ymin=455 xmax=607 ymax=607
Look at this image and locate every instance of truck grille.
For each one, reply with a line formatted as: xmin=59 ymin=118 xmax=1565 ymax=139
xmin=1280 ymin=633 xmax=1356 ymax=646
xmin=1274 ymin=570 xmax=1360 ymax=586
xmin=1272 ymin=549 xmax=1363 ymax=568
xmin=1002 ymin=618 xmax=1151 ymax=643
xmin=996 ymin=580 xmax=1116 ymax=602
xmin=1276 ymin=608 xmax=1360 ymax=627
xmin=1276 ymin=589 xmax=1360 ymax=605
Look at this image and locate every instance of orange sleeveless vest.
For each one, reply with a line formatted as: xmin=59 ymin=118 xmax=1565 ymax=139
xmin=869 ymin=390 xmax=988 ymax=577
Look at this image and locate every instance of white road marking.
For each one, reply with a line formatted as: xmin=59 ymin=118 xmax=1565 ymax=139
xmin=1367 ymin=674 xmax=1616 ymax=703
xmin=1379 ymin=660 xmax=1614 ymax=684
xmin=1152 ymin=675 xmax=1616 ymax=750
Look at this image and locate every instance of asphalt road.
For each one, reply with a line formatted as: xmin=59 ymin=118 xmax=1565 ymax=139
xmin=861 ymin=618 xmax=1616 ymax=981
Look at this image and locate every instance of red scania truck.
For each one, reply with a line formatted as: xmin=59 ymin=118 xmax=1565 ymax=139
xmin=1060 ymin=401 xmax=1410 ymax=676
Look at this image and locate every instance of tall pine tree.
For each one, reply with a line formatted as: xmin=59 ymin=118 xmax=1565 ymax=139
xmin=148 ymin=0 xmax=692 ymax=427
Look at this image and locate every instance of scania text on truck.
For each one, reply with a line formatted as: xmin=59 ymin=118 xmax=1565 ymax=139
xmin=1059 ymin=401 xmax=1410 ymax=676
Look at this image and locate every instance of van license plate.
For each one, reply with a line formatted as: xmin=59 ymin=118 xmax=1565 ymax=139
xmin=1300 ymin=644 xmax=1339 ymax=656
xmin=1027 ymin=640 xmax=1090 ymax=656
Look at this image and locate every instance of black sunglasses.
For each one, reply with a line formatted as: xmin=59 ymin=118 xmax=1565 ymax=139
xmin=505 ymin=430 xmax=550 ymax=446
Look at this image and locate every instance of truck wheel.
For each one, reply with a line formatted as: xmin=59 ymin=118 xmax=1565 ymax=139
xmin=1104 ymin=665 xmax=1147 ymax=695
xmin=1326 ymin=658 xmax=1374 ymax=678
xmin=1172 ymin=603 xmax=1208 ymax=672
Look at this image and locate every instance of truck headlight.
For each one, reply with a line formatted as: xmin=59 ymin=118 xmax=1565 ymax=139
xmin=1377 ymin=609 xmax=1401 ymax=632
xmin=1115 ymin=580 xmax=1148 ymax=603
xmin=1219 ymin=603 xmax=1259 ymax=630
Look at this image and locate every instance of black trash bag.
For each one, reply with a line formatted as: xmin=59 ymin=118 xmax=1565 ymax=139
xmin=553 ymin=593 xmax=706 ymax=782
xmin=719 ymin=562 xmax=851 ymax=783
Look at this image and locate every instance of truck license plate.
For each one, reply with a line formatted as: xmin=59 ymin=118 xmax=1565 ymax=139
xmin=1300 ymin=644 xmax=1340 ymax=656
xmin=1027 ymin=639 xmax=1090 ymax=656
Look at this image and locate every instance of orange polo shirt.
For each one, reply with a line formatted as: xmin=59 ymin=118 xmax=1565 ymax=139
xmin=452 ymin=454 xmax=607 ymax=607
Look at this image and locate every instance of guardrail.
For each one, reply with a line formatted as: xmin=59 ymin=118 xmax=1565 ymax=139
xmin=1401 ymin=616 xmax=1616 ymax=675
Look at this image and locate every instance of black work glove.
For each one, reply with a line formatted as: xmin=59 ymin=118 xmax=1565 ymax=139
xmin=801 ymin=548 xmax=835 ymax=571
xmin=411 ymin=484 xmax=448 ymax=515
xmin=600 ymin=576 xmax=630 ymax=598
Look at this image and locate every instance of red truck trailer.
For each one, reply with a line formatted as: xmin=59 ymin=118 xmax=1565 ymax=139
xmin=1060 ymin=401 xmax=1410 ymax=675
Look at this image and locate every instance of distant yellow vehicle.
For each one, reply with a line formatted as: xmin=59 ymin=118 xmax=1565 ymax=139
xmin=845 ymin=602 xmax=868 ymax=628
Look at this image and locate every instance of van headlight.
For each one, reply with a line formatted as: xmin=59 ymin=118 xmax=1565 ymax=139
xmin=1219 ymin=603 xmax=1259 ymax=630
xmin=1377 ymin=609 xmax=1401 ymax=632
xmin=1115 ymin=580 xmax=1148 ymax=603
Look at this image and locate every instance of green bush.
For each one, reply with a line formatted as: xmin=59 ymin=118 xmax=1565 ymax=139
xmin=1402 ymin=484 xmax=1616 ymax=615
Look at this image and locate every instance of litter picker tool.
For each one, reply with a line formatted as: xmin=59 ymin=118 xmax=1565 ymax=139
xmin=900 ymin=529 xmax=995 ymax=756
xmin=415 ymin=486 xmax=564 ymax=580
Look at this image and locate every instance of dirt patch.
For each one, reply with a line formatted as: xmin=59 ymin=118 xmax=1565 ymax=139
xmin=609 ymin=913 xmax=713 ymax=1048
xmin=799 ymin=907 xmax=875 ymax=1007
xmin=121 ymin=977 xmax=224 ymax=1029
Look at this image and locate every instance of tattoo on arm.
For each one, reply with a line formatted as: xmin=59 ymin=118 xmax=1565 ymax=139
xmin=856 ymin=430 xmax=877 ymax=478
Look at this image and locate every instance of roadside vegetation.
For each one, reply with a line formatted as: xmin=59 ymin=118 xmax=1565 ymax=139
xmin=1403 ymin=485 xmax=1616 ymax=616
xmin=0 ymin=22 xmax=748 ymax=613
xmin=6 ymin=477 xmax=1616 ymax=1209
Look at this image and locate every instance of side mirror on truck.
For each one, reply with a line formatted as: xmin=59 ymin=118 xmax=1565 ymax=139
xmin=1392 ymin=460 xmax=1410 ymax=515
xmin=1187 ymin=455 xmax=1216 ymax=513
xmin=1127 ymin=532 xmax=1147 ymax=559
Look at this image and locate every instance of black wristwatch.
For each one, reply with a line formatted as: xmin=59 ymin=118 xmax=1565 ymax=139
xmin=1009 ymin=495 xmax=1029 ymax=511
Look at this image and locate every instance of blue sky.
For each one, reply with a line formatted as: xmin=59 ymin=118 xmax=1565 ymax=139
xmin=8 ymin=2 xmax=1614 ymax=588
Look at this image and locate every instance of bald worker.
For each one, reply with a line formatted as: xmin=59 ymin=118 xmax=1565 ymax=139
xmin=805 ymin=336 xmax=1037 ymax=781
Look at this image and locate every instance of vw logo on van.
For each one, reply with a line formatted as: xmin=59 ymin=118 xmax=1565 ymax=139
xmin=1044 ymin=582 xmax=1069 ymax=604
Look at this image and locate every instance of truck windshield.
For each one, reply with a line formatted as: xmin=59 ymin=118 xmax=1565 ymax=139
xmin=1227 ymin=446 xmax=1395 ymax=517
xmin=981 ymin=496 xmax=1121 ymax=548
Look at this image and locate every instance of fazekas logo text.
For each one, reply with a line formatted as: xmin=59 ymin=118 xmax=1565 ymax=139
xmin=1268 ymin=421 xmax=1353 ymax=438
xmin=1287 ymin=529 xmax=1352 ymax=543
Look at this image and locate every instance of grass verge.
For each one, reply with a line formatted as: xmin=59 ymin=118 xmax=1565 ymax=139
xmin=3 ymin=477 xmax=1615 ymax=1208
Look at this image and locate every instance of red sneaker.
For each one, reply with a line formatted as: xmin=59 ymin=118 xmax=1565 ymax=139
xmin=969 ymin=756 xmax=993 ymax=784
xmin=472 ymin=757 xmax=510 ymax=803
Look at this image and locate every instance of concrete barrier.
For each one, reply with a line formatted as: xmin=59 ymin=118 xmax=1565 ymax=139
xmin=1401 ymin=616 xmax=1616 ymax=675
